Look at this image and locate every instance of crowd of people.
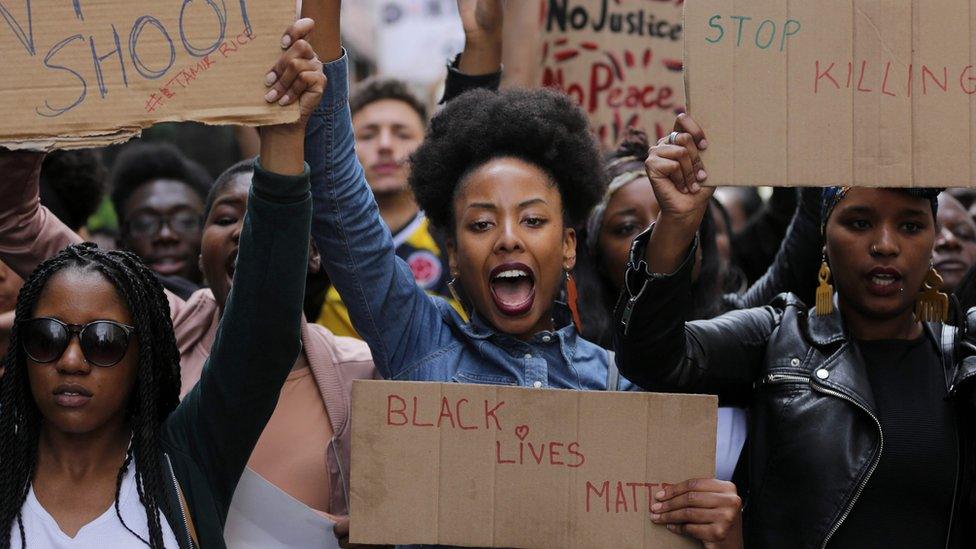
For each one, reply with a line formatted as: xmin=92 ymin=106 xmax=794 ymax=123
xmin=0 ymin=1 xmax=974 ymax=548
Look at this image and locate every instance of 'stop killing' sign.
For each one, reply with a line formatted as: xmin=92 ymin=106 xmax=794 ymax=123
xmin=0 ymin=0 xmax=296 ymax=150
xmin=685 ymin=0 xmax=976 ymax=187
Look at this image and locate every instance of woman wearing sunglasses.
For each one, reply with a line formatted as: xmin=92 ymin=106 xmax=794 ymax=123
xmin=614 ymin=114 xmax=976 ymax=547
xmin=0 ymin=20 xmax=323 ymax=549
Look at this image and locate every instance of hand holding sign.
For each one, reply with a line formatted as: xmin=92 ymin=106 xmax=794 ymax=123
xmin=258 ymin=18 xmax=323 ymax=176
xmin=650 ymin=478 xmax=743 ymax=549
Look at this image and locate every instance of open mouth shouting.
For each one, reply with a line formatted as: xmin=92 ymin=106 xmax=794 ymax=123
xmin=865 ymin=266 xmax=903 ymax=297
xmin=225 ymin=250 xmax=238 ymax=283
xmin=489 ymin=262 xmax=536 ymax=317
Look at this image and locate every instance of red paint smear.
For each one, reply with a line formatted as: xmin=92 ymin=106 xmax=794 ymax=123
xmin=624 ymin=50 xmax=635 ymax=68
xmin=663 ymin=58 xmax=683 ymax=71
xmin=538 ymin=0 xmax=547 ymax=26
xmin=605 ymin=52 xmax=624 ymax=80
xmin=580 ymin=41 xmax=599 ymax=51
xmin=643 ymin=49 xmax=652 ymax=67
xmin=542 ymin=42 xmax=549 ymax=62
xmin=554 ymin=49 xmax=580 ymax=62
xmin=555 ymin=38 xmax=568 ymax=46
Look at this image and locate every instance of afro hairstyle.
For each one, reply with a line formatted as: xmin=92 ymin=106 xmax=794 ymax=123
xmin=109 ymin=142 xmax=212 ymax=225
xmin=408 ymin=87 xmax=605 ymax=232
xmin=39 ymin=149 xmax=106 ymax=232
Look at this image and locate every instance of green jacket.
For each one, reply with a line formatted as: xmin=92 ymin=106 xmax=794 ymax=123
xmin=159 ymin=160 xmax=311 ymax=548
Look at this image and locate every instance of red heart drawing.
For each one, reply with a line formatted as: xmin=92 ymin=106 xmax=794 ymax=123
xmin=515 ymin=425 xmax=530 ymax=441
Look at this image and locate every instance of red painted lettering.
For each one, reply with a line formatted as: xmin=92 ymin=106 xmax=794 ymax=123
xmin=881 ymin=61 xmax=896 ymax=97
xmin=614 ymin=481 xmax=629 ymax=513
xmin=495 ymin=440 xmax=515 ymax=464
xmin=961 ymin=65 xmax=976 ymax=95
xmin=589 ymin=62 xmax=614 ymax=113
xmin=815 ymin=60 xmax=839 ymax=93
xmin=922 ymin=65 xmax=948 ymax=94
xmin=856 ymin=60 xmax=872 ymax=92
xmin=412 ymin=396 xmax=433 ymax=427
xmin=585 ymin=481 xmax=610 ymax=513
xmin=527 ymin=442 xmax=545 ymax=464
xmin=387 ymin=395 xmax=407 ymax=426
xmin=549 ymin=442 xmax=565 ymax=466
xmin=437 ymin=397 xmax=455 ymax=428
xmin=567 ymin=442 xmax=586 ymax=468
xmin=456 ymin=398 xmax=477 ymax=430
xmin=484 ymin=400 xmax=504 ymax=430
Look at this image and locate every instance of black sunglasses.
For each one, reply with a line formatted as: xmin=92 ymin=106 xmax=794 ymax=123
xmin=20 ymin=317 xmax=136 ymax=367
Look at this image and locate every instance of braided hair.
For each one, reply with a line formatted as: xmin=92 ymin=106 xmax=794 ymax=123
xmin=0 ymin=243 xmax=181 ymax=549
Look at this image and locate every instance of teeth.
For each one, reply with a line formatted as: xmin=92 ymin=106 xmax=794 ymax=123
xmin=872 ymin=276 xmax=894 ymax=286
xmin=495 ymin=270 xmax=528 ymax=279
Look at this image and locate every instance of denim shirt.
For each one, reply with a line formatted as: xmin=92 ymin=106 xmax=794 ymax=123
xmin=306 ymin=53 xmax=634 ymax=392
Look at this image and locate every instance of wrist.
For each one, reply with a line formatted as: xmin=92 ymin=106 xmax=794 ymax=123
xmin=259 ymin=126 xmax=305 ymax=175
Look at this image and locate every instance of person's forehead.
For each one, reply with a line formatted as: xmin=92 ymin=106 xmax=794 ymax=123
xmin=353 ymin=99 xmax=425 ymax=129
xmin=34 ymin=268 xmax=132 ymax=325
xmin=126 ymin=179 xmax=204 ymax=214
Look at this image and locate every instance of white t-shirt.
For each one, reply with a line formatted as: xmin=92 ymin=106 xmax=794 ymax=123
xmin=10 ymin=461 xmax=180 ymax=548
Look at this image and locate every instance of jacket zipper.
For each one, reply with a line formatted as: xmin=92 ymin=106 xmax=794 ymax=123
xmin=815 ymin=384 xmax=883 ymax=549
xmin=165 ymin=454 xmax=195 ymax=549
xmin=763 ymin=373 xmax=809 ymax=384
xmin=944 ymin=433 xmax=959 ymax=549
xmin=331 ymin=435 xmax=350 ymax=513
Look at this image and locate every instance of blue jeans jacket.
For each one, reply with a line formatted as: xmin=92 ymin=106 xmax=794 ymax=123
xmin=306 ymin=54 xmax=632 ymax=392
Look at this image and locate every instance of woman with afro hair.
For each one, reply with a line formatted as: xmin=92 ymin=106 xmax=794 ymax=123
xmin=307 ymin=41 xmax=743 ymax=547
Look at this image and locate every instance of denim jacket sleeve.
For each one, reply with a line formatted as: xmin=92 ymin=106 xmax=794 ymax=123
xmin=307 ymin=53 xmax=447 ymax=380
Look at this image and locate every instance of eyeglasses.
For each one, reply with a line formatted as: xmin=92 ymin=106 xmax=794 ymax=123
xmin=126 ymin=211 xmax=202 ymax=237
xmin=20 ymin=317 xmax=136 ymax=367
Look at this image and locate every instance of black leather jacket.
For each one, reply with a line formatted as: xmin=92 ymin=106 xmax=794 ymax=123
xmin=614 ymin=230 xmax=976 ymax=549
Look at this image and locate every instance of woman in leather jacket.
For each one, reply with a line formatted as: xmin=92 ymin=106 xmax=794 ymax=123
xmin=614 ymin=114 xmax=976 ymax=548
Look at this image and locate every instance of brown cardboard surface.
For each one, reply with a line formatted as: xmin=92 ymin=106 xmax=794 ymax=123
xmin=350 ymin=380 xmax=717 ymax=549
xmin=501 ymin=0 xmax=686 ymax=148
xmin=0 ymin=1 xmax=297 ymax=150
xmin=685 ymin=0 xmax=976 ymax=187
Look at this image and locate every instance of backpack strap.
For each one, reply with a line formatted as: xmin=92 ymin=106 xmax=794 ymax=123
xmin=606 ymin=349 xmax=619 ymax=391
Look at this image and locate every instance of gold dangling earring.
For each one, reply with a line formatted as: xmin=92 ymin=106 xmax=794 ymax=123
xmin=915 ymin=265 xmax=948 ymax=323
xmin=815 ymin=255 xmax=834 ymax=316
xmin=447 ymin=275 xmax=469 ymax=321
xmin=565 ymin=271 xmax=584 ymax=333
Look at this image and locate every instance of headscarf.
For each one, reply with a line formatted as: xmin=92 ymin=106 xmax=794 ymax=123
xmin=820 ymin=186 xmax=942 ymax=234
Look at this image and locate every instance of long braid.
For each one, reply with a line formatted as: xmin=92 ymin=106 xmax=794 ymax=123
xmin=0 ymin=244 xmax=181 ymax=549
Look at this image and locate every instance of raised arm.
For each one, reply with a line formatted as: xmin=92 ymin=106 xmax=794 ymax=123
xmin=614 ymin=115 xmax=777 ymax=406
xmin=439 ymin=0 xmax=504 ymax=103
xmin=303 ymin=2 xmax=449 ymax=380
xmin=165 ymin=18 xmax=322 ymax=517
xmin=0 ymin=151 xmax=82 ymax=279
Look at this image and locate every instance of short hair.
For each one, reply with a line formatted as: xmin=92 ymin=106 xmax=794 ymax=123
xmin=109 ymin=142 xmax=212 ymax=225
xmin=409 ymin=87 xmax=605 ymax=232
xmin=203 ymin=159 xmax=255 ymax=220
xmin=350 ymin=76 xmax=428 ymax=123
xmin=39 ymin=149 xmax=106 ymax=232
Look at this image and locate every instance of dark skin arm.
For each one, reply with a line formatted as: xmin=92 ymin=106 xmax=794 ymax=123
xmin=456 ymin=0 xmax=503 ymax=75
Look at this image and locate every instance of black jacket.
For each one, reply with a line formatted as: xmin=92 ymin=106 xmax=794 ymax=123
xmin=614 ymin=230 xmax=976 ymax=549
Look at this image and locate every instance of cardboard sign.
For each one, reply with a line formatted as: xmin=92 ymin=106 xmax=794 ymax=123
xmin=350 ymin=380 xmax=717 ymax=549
xmin=502 ymin=0 xmax=686 ymax=148
xmin=0 ymin=0 xmax=297 ymax=150
xmin=685 ymin=0 xmax=976 ymax=187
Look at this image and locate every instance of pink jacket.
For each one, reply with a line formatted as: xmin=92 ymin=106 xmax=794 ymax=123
xmin=0 ymin=150 xmax=376 ymax=517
